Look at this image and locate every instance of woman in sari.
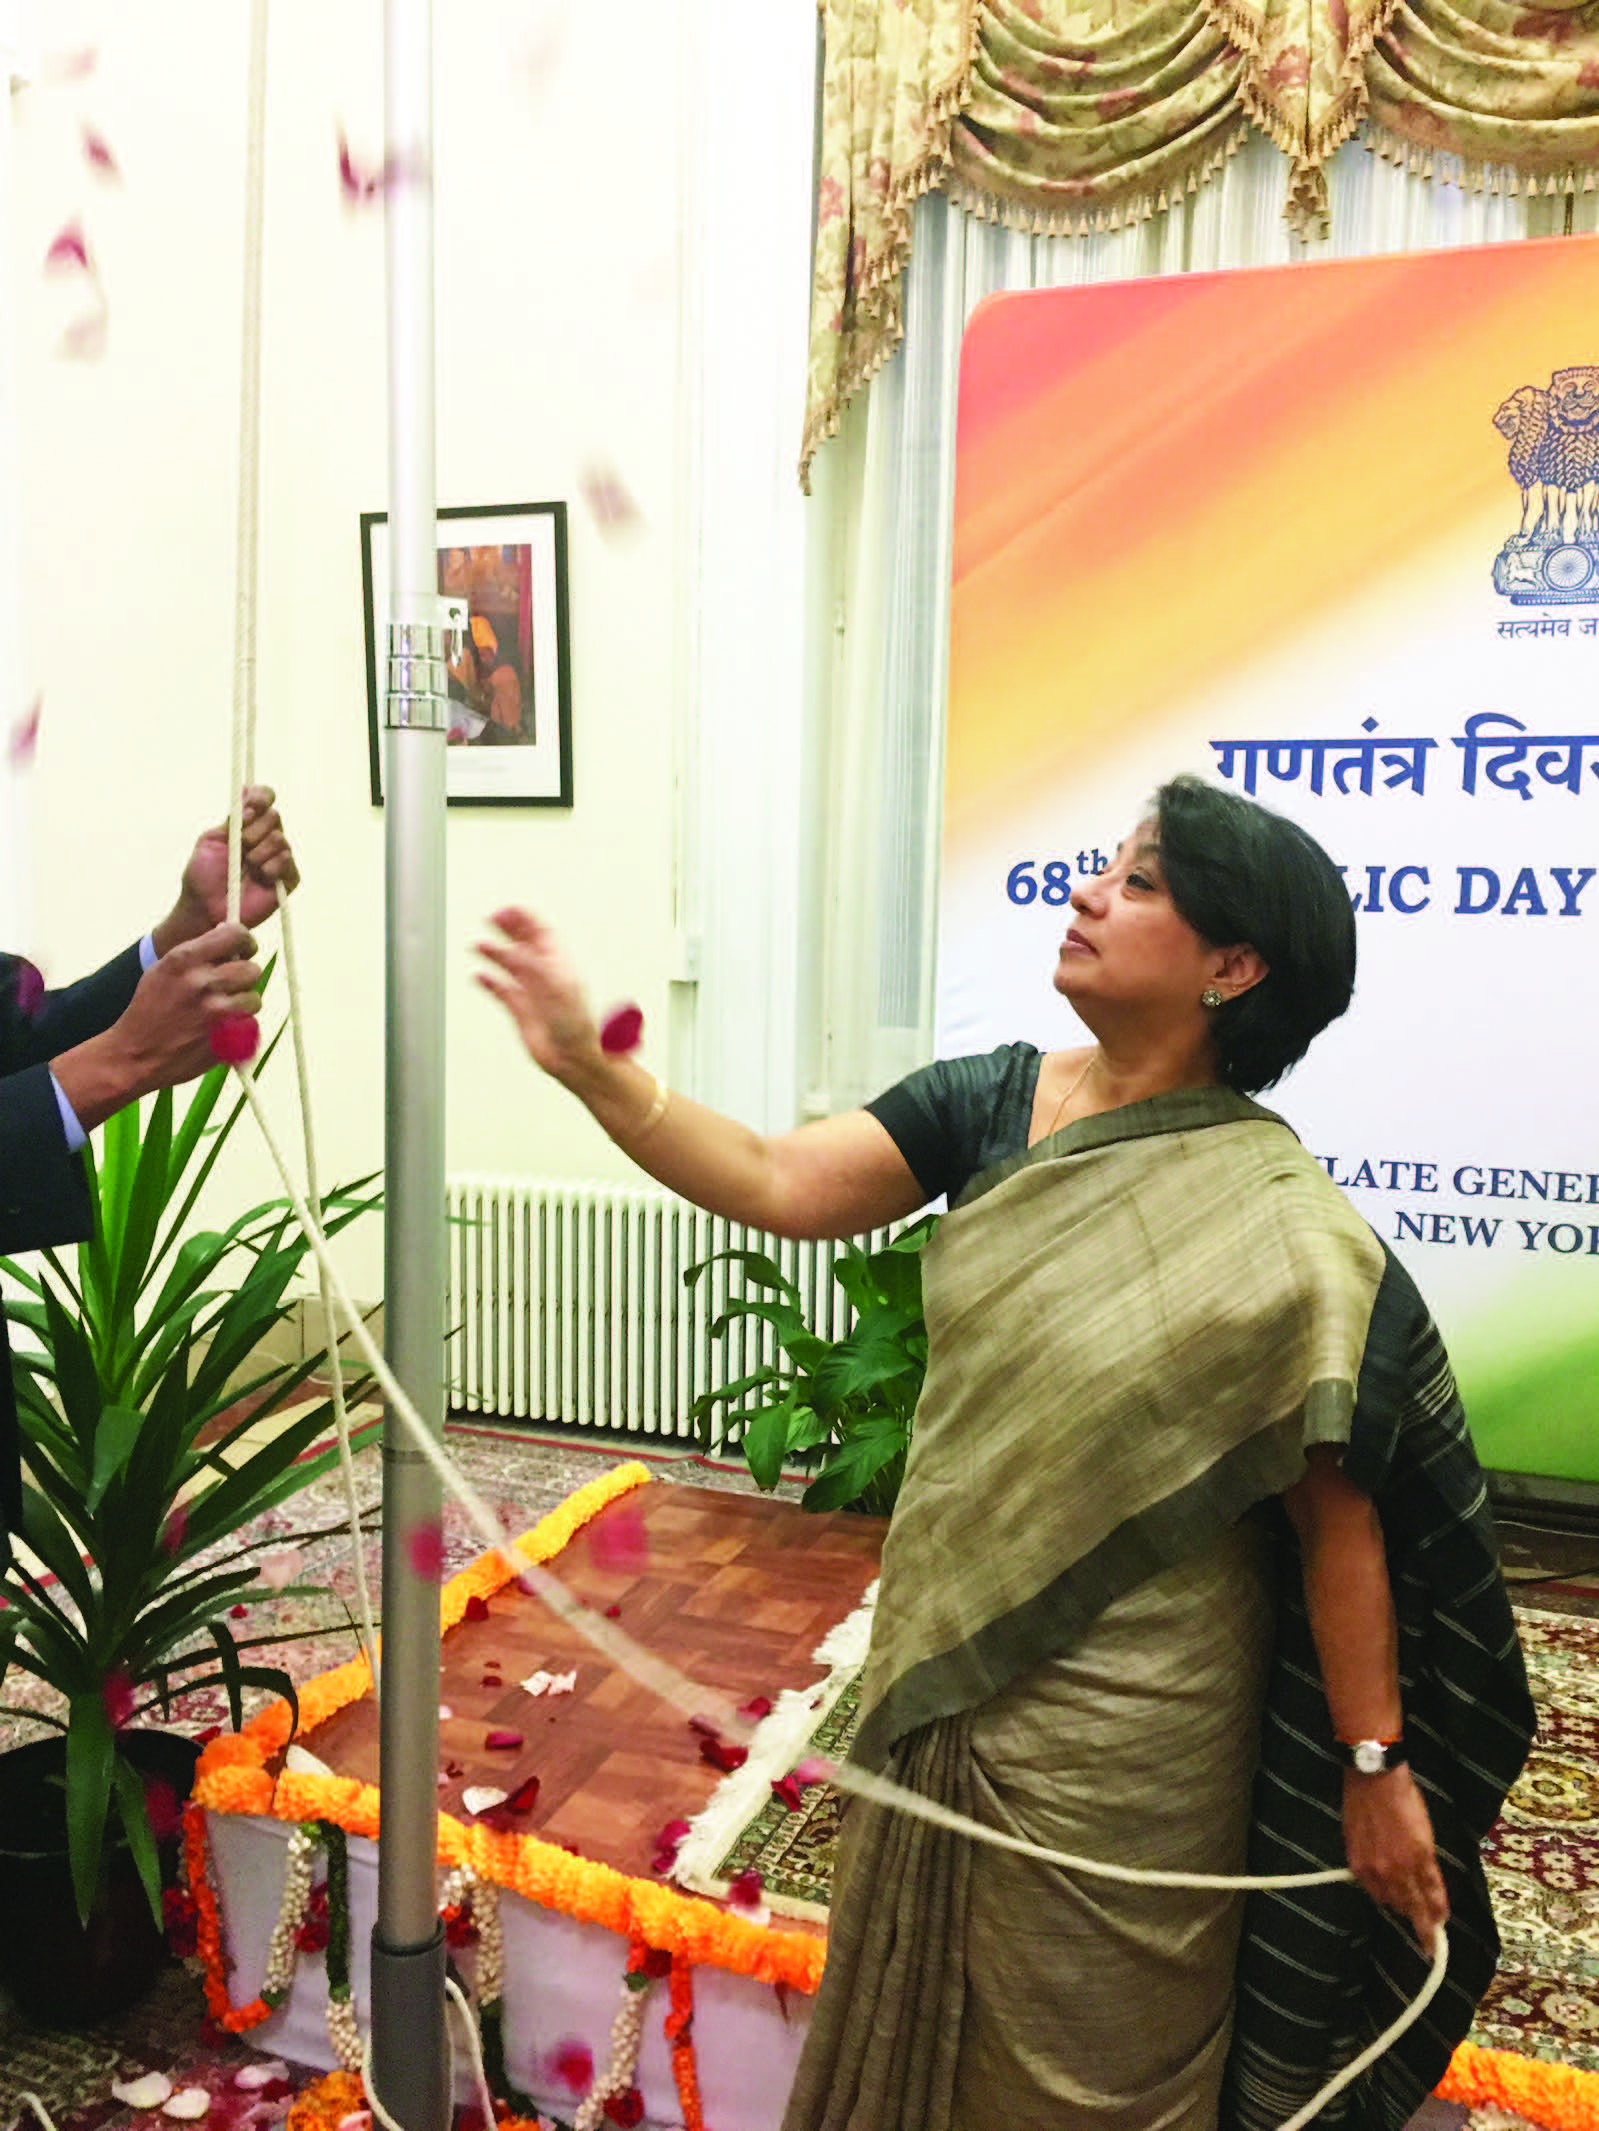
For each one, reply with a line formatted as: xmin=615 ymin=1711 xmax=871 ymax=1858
xmin=476 ymin=775 xmax=1532 ymax=2131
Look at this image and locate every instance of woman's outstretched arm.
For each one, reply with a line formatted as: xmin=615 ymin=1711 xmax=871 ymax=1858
xmin=475 ymin=907 xmax=930 ymax=1242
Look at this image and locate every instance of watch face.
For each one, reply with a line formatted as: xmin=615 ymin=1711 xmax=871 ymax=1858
xmin=1354 ymin=1740 xmax=1387 ymax=1775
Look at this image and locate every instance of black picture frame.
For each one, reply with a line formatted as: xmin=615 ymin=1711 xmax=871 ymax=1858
xmin=362 ymin=500 xmax=573 ymax=807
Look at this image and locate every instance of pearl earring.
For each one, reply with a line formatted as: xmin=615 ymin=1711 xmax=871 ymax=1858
xmin=1201 ymin=987 xmax=1224 ymax=1008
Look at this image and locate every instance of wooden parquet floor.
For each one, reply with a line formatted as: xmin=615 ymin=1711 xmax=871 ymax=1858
xmin=304 ymin=1480 xmax=884 ymax=1913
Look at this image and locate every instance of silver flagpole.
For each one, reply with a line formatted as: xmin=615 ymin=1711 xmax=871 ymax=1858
xmin=370 ymin=0 xmax=449 ymax=2119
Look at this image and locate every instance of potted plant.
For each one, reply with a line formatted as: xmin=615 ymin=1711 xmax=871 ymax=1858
xmin=686 ymin=1218 xmax=937 ymax=1516
xmin=0 ymin=1046 xmax=379 ymax=2023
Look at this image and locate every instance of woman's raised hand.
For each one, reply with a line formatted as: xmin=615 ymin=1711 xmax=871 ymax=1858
xmin=475 ymin=909 xmax=603 ymax=1084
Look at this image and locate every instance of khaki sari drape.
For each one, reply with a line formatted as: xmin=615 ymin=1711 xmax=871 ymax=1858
xmin=783 ymin=1090 xmax=1531 ymax=2131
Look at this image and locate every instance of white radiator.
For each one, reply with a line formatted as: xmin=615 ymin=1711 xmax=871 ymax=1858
xmin=446 ymin=1177 xmax=902 ymax=1438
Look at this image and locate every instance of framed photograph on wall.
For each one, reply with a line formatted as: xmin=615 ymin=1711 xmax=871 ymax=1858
xmin=362 ymin=501 xmax=573 ymax=807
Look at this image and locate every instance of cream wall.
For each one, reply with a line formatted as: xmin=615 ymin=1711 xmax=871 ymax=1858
xmin=6 ymin=2 xmax=818 ymax=1300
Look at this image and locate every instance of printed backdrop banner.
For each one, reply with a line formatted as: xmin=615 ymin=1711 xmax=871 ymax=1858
xmin=939 ymin=236 xmax=1599 ymax=1488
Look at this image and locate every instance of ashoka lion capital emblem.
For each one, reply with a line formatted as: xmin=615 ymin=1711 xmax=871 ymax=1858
xmin=1493 ymin=365 xmax=1599 ymax=602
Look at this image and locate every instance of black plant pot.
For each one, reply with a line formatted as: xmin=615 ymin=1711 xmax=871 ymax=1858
xmin=0 ymin=1728 xmax=201 ymax=2028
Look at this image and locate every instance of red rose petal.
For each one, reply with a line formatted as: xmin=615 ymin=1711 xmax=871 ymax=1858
xmin=548 ymin=2041 xmax=593 ymax=2094
xmin=603 ymin=2091 xmax=644 ymax=2128
xmin=772 ymin=1773 xmax=804 ymax=1811
xmin=445 ymin=1761 xmax=463 ymax=1778
xmin=485 ymin=1729 xmax=524 ymax=1752
xmin=598 ymin=1003 xmax=644 ymax=1056
xmin=10 ymin=697 xmax=41 ymax=766
xmin=45 ymin=222 xmax=89 ymax=271
xmin=687 ymin=1714 xmax=720 ymax=1739
xmin=82 ymin=126 xmax=118 ymax=176
xmin=604 ymin=1603 xmax=621 ymax=1619
xmin=406 ymin=1519 xmax=446 ymax=1582
xmin=101 ymin=1669 xmax=135 ymax=1730
xmin=505 ymin=1776 xmax=541 ymax=1814
xmin=14 ymin=961 xmax=45 ymax=1017
xmin=727 ymin=1866 xmax=765 ymax=1912
xmin=640 ymin=1945 xmax=673 ymax=1978
xmin=699 ymin=1736 xmax=748 ymax=1775
xmin=587 ymin=1504 xmax=648 ymax=1575
xmin=209 ymin=1012 xmax=261 ymax=1065
xmin=480 ymin=1674 xmax=502 ymax=1689
xmin=464 ymin=1594 xmax=491 ymax=1622
xmin=229 ymin=1603 xmax=249 ymax=1619
xmin=739 ymin=1696 xmax=773 ymax=1721
xmin=159 ymin=1502 xmax=187 ymax=1555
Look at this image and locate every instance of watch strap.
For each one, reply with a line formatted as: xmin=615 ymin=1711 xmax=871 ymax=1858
xmin=1337 ymin=1735 xmax=1408 ymax=1775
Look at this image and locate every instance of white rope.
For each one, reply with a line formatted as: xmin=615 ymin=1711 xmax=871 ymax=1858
xmin=358 ymin=1975 xmax=499 ymax=2131
xmin=275 ymin=879 xmax=383 ymax=1701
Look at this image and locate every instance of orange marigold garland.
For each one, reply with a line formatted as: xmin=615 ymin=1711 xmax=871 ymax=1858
xmin=666 ymin=1952 xmax=705 ymax=2131
xmin=184 ymin=1803 xmax=275 ymax=2034
xmin=1437 ymin=2041 xmax=1599 ymax=2131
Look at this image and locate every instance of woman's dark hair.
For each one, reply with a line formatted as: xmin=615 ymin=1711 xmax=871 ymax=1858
xmin=1151 ymin=775 xmax=1355 ymax=1094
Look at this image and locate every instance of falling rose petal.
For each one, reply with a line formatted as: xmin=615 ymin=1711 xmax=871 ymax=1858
xmin=46 ymin=222 xmax=89 ymax=271
xmin=504 ymin=1775 xmax=541 ymax=1814
xmin=406 ymin=1519 xmax=446 ymax=1582
xmin=604 ymin=1604 xmax=621 ymax=1619
xmin=548 ymin=2041 xmax=594 ymax=2095
xmin=687 ymin=1714 xmax=720 ymax=1739
xmin=209 ymin=1012 xmax=261 ymax=1066
xmin=772 ymin=1773 xmax=804 ymax=1812
xmin=587 ymin=1504 xmax=648 ymax=1575
xmin=144 ymin=1777 xmax=182 ymax=1841
xmin=14 ymin=961 xmax=45 ymax=1017
xmin=598 ymin=1003 xmax=644 ymax=1056
xmin=229 ymin=1603 xmax=249 ymax=1619
xmin=739 ymin=1696 xmax=774 ymax=1721
xmin=159 ymin=1502 xmax=187 ymax=1555
xmin=445 ymin=1761 xmax=463 ymax=1778
xmin=463 ymin=1594 xmax=491 ymax=1622
xmin=256 ymin=1544 xmax=304 ymax=1591
xmin=602 ymin=2093 xmax=645 ymax=2130
xmin=699 ymin=1736 xmax=748 ymax=1775
xmin=82 ymin=126 xmax=119 ymax=176
xmin=59 ymin=307 xmax=109 ymax=361
xmin=579 ymin=464 xmax=643 ymax=537
xmin=727 ymin=1867 xmax=766 ymax=1913
xmin=10 ymin=697 xmax=41 ymax=766
xmin=485 ymin=1728 xmax=524 ymax=1751
xmin=462 ymin=1785 xmax=509 ymax=1817
xmin=437 ymin=1770 xmax=450 ymax=1788
xmin=794 ymin=1755 xmax=834 ymax=1786
xmin=113 ymin=2075 xmax=174 ymax=2109
xmin=337 ymin=131 xmax=376 ymax=202
xmin=102 ymin=1669 xmax=136 ymax=1730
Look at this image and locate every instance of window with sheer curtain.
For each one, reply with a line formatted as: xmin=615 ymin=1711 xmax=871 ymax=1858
xmin=798 ymin=137 xmax=1595 ymax=1121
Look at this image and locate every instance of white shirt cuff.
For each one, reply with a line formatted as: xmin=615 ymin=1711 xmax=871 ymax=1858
xmin=50 ymin=1072 xmax=87 ymax=1153
xmin=139 ymin=933 xmax=158 ymax=972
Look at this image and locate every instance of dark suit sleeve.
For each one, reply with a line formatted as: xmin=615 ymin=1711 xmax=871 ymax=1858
xmin=0 ymin=944 xmax=145 ymax=1253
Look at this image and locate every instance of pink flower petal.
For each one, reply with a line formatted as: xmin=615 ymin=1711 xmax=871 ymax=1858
xmin=771 ymin=1773 xmax=804 ymax=1811
xmin=159 ymin=1503 xmax=188 ymax=1556
xmin=598 ymin=1003 xmax=644 ymax=1056
xmin=485 ymin=1728 xmax=524 ymax=1751
xmin=579 ymin=464 xmax=643 ymax=536
xmin=794 ymin=1755 xmax=833 ymax=1785
xmin=10 ymin=697 xmax=41 ymax=766
xmin=45 ymin=222 xmax=89 ymax=271
xmin=256 ymin=1545 xmax=303 ymax=1591
xmin=59 ymin=310 xmax=108 ymax=361
xmin=587 ymin=1504 xmax=648 ymax=1575
xmin=727 ymin=1867 xmax=765 ymax=1912
xmin=406 ymin=1519 xmax=446 ymax=1582
xmin=14 ymin=961 xmax=45 ymax=1018
xmin=738 ymin=1696 xmax=773 ymax=1721
xmin=82 ymin=126 xmax=119 ymax=176
xmin=208 ymin=1013 xmax=261 ymax=1066
xmin=102 ymin=1669 xmax=136 ymax=1730
xmin=548 ymin=2041 xmax=593 ymax=2095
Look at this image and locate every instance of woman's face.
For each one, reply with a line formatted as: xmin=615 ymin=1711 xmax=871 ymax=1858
xmin=1052 ymin=823 xmax=1222 ymax=1023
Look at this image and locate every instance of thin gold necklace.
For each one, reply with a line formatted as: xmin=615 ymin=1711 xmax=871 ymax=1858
xmin=1045 ymin=1050 xmax=1099 ymax=1137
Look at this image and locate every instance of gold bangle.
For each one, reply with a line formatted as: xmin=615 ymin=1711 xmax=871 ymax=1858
xmin=627 ymin=1074 xmax=670 ymax=1142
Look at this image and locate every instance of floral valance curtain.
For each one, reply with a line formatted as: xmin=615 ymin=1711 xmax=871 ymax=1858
xmin=801 ymin=0 xmax=1599 ymax=486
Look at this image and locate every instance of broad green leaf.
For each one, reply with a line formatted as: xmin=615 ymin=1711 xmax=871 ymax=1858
xmin=15 ymin=1484 xmax=96 ymax=1615
xmin=682 ymin=1248 xmax=801 ymax=1307
xmin=706 ymin=1297 xmax=809 ymax=1349
xmin=801 ymin=1418 xmax=909 ymax=1513
xmin=65 ymin=1690 xmax=115 ymax=1922
xmin=741 ymin=1397 xmax=798 ymax=1491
